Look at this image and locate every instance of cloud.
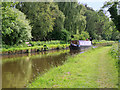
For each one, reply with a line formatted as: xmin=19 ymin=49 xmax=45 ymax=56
xmin=78 ymin=0 xmax=109 ymax=10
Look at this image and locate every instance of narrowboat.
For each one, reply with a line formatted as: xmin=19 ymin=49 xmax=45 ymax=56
xmin=69 ymin=40 xmax=92 ymax=50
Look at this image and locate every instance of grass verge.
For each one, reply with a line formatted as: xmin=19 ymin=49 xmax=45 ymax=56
xmin=2 ymin=44 xmax=70 ymax=54
xmin=28 ymin=46 xmax=118 ymax=88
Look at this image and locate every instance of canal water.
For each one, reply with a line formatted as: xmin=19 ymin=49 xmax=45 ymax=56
xmin=2 ymin=49 xmax=72 ymax=88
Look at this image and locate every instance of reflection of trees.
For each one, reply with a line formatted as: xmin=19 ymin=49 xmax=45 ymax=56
xmin=2 ymin=57 xmax=32 ymax=88
xmin=31 ymin=53 xmax=67 ymax=76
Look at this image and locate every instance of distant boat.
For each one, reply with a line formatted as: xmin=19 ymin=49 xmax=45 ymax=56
xmin=69 ymin=40 xmax=92 ymax=50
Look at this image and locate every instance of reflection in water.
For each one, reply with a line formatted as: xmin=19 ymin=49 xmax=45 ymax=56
xmin=2 ymin=57 xmax=32 ymax=88
xmin=2 ymin=50 xmax=69 ymax=88
xmin=69 ymin=46 xmax=91 ymax=55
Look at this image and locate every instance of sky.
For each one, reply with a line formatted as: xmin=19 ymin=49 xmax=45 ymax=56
xmin=78 ymin=0 xmax=109 ymax=11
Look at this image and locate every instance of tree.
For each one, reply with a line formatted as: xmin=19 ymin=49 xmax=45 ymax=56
xmin=84 ymin=10 xmax=98 ymax=39
xmin=60 ymin=29 xmax=71 ymax=42
xmin=84 ymin=7 xmax=113 ymax=40
xmin=57 ymin=2 xmax=86 ymax=34
xmin=111 ymin=22 xmax=120 ymax=40
xmin=96 ymin=11 xmax=113 ymax=40
xmin=102 ymin=1 xmax=120 ymax=32
xmin=17 ymin=2 xmax=56 ymax=41
xmin=2 ymin=2 xmax=32 ymax=45
xmin=46 ymin=3 xmax=65 ymax=40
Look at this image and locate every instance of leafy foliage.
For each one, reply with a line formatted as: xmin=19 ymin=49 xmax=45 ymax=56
xmin=2 ymin=2 xmax=119 ymax=46
xmin=2 ymin=2 xmax=32 ymax=45
xmin=110 ymin=44 xmax=118 ymax=59
xmin=85 ymin=10 xmax=99 ymax=39
xmin=57 ymin=2 xmax=86 ymax=34
xmin=102 ymin=1 xmax=120 ymax=32
xmin=60 ymin=29 xmax=71 ymax=42
xmin=84 ymin=7 xmax=114 ymax=40
xmin=79 ymin=31 xmax=90 ymax=40
xmin=17 ymin=2 xmax=60 ymax=40
xmin=72 ymin=31 xmax=89 ymax=40
xmin=45 ymin=3 xmax=65 ymax=40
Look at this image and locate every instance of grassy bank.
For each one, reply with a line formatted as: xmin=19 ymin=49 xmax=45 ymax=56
xmin=110 ymin=43 xmax=118 ymax=59
xmin=2 ymin=40 xmax=70 ymax=55
xmin=2 ymin=44 xmax=69 ymax=52
xmin=110 ymin=43 xmax=119 ymax=89
xmin=2 ymin=44 xmax=69 ymax=55
xmin=28 ymin=46 xmax=118 ymax=88
xmin=92 ymin=40 xmax=115 ymax=46
xmin=2 ymin=40 xmax=115 ymax=55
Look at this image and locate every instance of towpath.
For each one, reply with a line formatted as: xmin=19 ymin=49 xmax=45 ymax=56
xmin=28 ymin=46 xmax=118 ymax=88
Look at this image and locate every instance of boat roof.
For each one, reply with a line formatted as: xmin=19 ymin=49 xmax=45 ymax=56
xmin=71 ymin=40 xmax=90 ymax=41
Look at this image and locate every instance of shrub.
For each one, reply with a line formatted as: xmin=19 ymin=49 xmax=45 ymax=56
xmin=79 ymin=31 xmax=90 ymax=40
xmin=110 ymin=44 xmax=118 ymax=59
xmin=2 ymin=6 xmax=32 ymax=45
xmin=71 ymin=31 xmax=90 ymax=40
xmin=60 ymin=29 xmax=71 ymax=42
xmin=72 ymin=34 xmax=80 ymax=40
xmin=60 ymin=41 xmax=66 ymax=44
xmin=110 ymin=44 xmax=118 ymax=68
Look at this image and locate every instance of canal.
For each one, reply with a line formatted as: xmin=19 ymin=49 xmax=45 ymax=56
xmin=1 ymin=43 xmax=116 ymax=88
xmin=2 ymin=49 xmax=72 ymax=88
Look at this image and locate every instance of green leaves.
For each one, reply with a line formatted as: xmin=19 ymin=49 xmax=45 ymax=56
xmin=2 ymin=2 xmax=118 ymax=46
xmin=2 ymin=3 xmax=32 ymax=45
xmin=84 ymin=8 xmax=114 ymax=40
xmin=102 ymin=1 xmax=120 ymax=32
xmin=17 ymin=2 xmax=56 ymax=40
xmin=72 ymin=31 xmax=90 ymax=40
xmin=57 ymin=2 xmax=86 ymax=34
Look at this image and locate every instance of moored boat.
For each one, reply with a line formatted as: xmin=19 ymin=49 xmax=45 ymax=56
xmin=69 ymin=40 xmax=92 ymax=50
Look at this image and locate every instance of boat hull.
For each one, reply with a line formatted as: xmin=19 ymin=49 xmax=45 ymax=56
xmin=69 ymin=44 xmax=81 ymax=50
xmin=69 ymin=44 xmax=91 ymax=51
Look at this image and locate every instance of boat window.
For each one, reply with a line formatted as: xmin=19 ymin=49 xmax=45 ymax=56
xmin=71 ymin=41 xmax=79 ymax=45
